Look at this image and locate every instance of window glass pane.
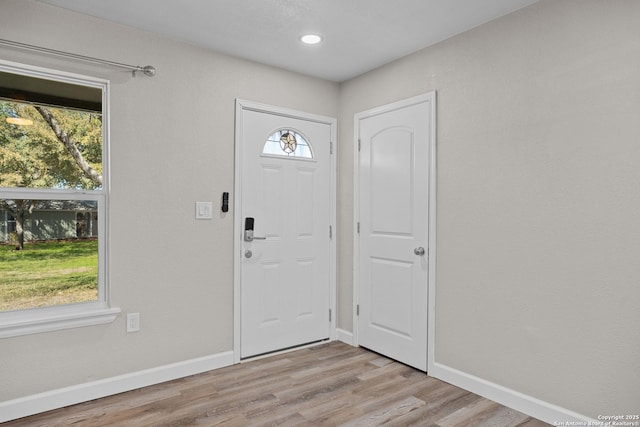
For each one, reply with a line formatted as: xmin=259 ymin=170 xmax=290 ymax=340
xmin=0 ymin=64 xmax=106 ymax=315
xmin=0 ymin=198 xmax=99 ymax=312
xmin=262 ymin=129 xmax=313 ymax=159
xmin=0 ymin=100 xmax=103 ymax=190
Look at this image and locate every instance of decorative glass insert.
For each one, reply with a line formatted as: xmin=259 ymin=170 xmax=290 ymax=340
xmin=262 ymin=129 xmax=313 ymax=159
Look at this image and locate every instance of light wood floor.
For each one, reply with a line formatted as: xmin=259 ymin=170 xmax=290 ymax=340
xmin=5 ymin=342 xmax=550 ymax=426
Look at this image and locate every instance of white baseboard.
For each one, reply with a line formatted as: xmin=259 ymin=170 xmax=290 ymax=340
xmin=2 ymin=348 xmax=593 ymax=425
xmin=0 ymin=350 xmax=234 ymax=423
xmin=429 ymin=362 xmax=595 ymax=425
xmin=336 ymin=328 xmax=354 ymax=346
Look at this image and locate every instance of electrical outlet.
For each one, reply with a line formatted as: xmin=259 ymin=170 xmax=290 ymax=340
xmin=126 ymin=312 xmax=140 ymax=332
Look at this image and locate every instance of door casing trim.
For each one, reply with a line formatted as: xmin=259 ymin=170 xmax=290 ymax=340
xmin=233 ymin=99 xmax=338 ymax=363
xmin=352 ymin=91 xmax=437 ymax=372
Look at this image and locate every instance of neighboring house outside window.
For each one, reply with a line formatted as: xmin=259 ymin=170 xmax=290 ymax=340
xmin=0 ymin=200 xmax=98 ymax=242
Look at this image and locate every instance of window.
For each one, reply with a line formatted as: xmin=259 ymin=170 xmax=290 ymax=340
xmin=262 ymin=129 xmax=314 ymax=159
xmin=0 ymin=60 xmax=118 ymax=337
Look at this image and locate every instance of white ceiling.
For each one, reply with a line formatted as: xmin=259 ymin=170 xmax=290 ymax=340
xmin=37 ymin=0 xmax=539 ymax=82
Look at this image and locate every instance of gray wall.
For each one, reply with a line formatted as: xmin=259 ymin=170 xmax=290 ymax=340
xmin=0 ymin=0 xmax=338 ymax=401
xmin=338 ymin=0 xmax=640 ymax=418
xmin=1 ymin=0 xmax=639 ymax=420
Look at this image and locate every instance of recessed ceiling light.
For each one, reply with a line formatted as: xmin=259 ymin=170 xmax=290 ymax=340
xmin=301 ymin=34 xmax=323 ymax=45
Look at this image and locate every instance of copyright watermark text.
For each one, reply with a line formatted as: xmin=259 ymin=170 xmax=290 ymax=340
xmin=553 ymin=415 xmax=640 ymax=427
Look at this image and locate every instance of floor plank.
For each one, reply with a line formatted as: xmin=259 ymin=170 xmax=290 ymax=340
xmin=4 ymin=342 xmax=550 ymax=426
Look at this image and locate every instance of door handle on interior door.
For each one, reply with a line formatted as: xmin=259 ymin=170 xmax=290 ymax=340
xmin=414 ymin=247 xmax=425 ymax=256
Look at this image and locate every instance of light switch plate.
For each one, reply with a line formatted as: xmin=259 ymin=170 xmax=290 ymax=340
xmin=195 ymin=201 xmax=213 ymax=219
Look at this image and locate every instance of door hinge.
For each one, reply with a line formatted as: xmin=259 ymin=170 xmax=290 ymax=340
xmin=357 ymin=222 xmax=360 ymax=234
xmin=330 ymin=141 xmax=333 ymax=155
xmin=358 ymin=139 xmax=361 ymax=152
xmin=356 ymin=304 xmax=360 ymax=316
xmin=329 ymin=308 xmax=332 ymax=322
xmin=329 ymin=225 xmax=332 ymax=239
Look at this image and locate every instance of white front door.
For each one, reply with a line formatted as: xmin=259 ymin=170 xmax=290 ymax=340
xmin=355 ymin=93 xmax=435 ymax=371
xmin=236 ymin=100 xmax=335 ymax=359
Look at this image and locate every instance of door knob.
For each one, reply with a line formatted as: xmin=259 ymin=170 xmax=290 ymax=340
xmin=414 ymin=247 xmax=425 ymax=256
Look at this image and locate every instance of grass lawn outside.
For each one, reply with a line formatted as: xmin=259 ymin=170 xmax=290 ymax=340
xmin=0 ymin=239 xmax=98 ymax=312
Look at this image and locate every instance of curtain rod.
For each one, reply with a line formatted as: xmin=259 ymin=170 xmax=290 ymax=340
xmin=0 ymin=38 xmax=156 ymax=77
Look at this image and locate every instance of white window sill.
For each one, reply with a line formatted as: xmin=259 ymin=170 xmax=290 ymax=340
xmin=0 ymin=303 xmax=121 ymax=339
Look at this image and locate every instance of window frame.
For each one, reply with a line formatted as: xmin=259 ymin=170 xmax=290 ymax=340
xmin=0 ymin=59 xmax=119 ymax=338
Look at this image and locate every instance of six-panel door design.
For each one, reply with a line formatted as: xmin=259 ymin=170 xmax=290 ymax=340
xmin=238 ymin=105 xmax=333 ymax=359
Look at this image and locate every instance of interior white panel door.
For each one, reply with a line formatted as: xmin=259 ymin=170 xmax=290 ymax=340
xmin=240 ymin=107 xmax=331 ymax=358
xmin=357 ymin=95 xmax=433 ymax=371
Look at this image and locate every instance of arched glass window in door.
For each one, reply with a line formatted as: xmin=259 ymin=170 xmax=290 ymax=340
xmin=262 ymin=129 xmax=314 ymax=159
